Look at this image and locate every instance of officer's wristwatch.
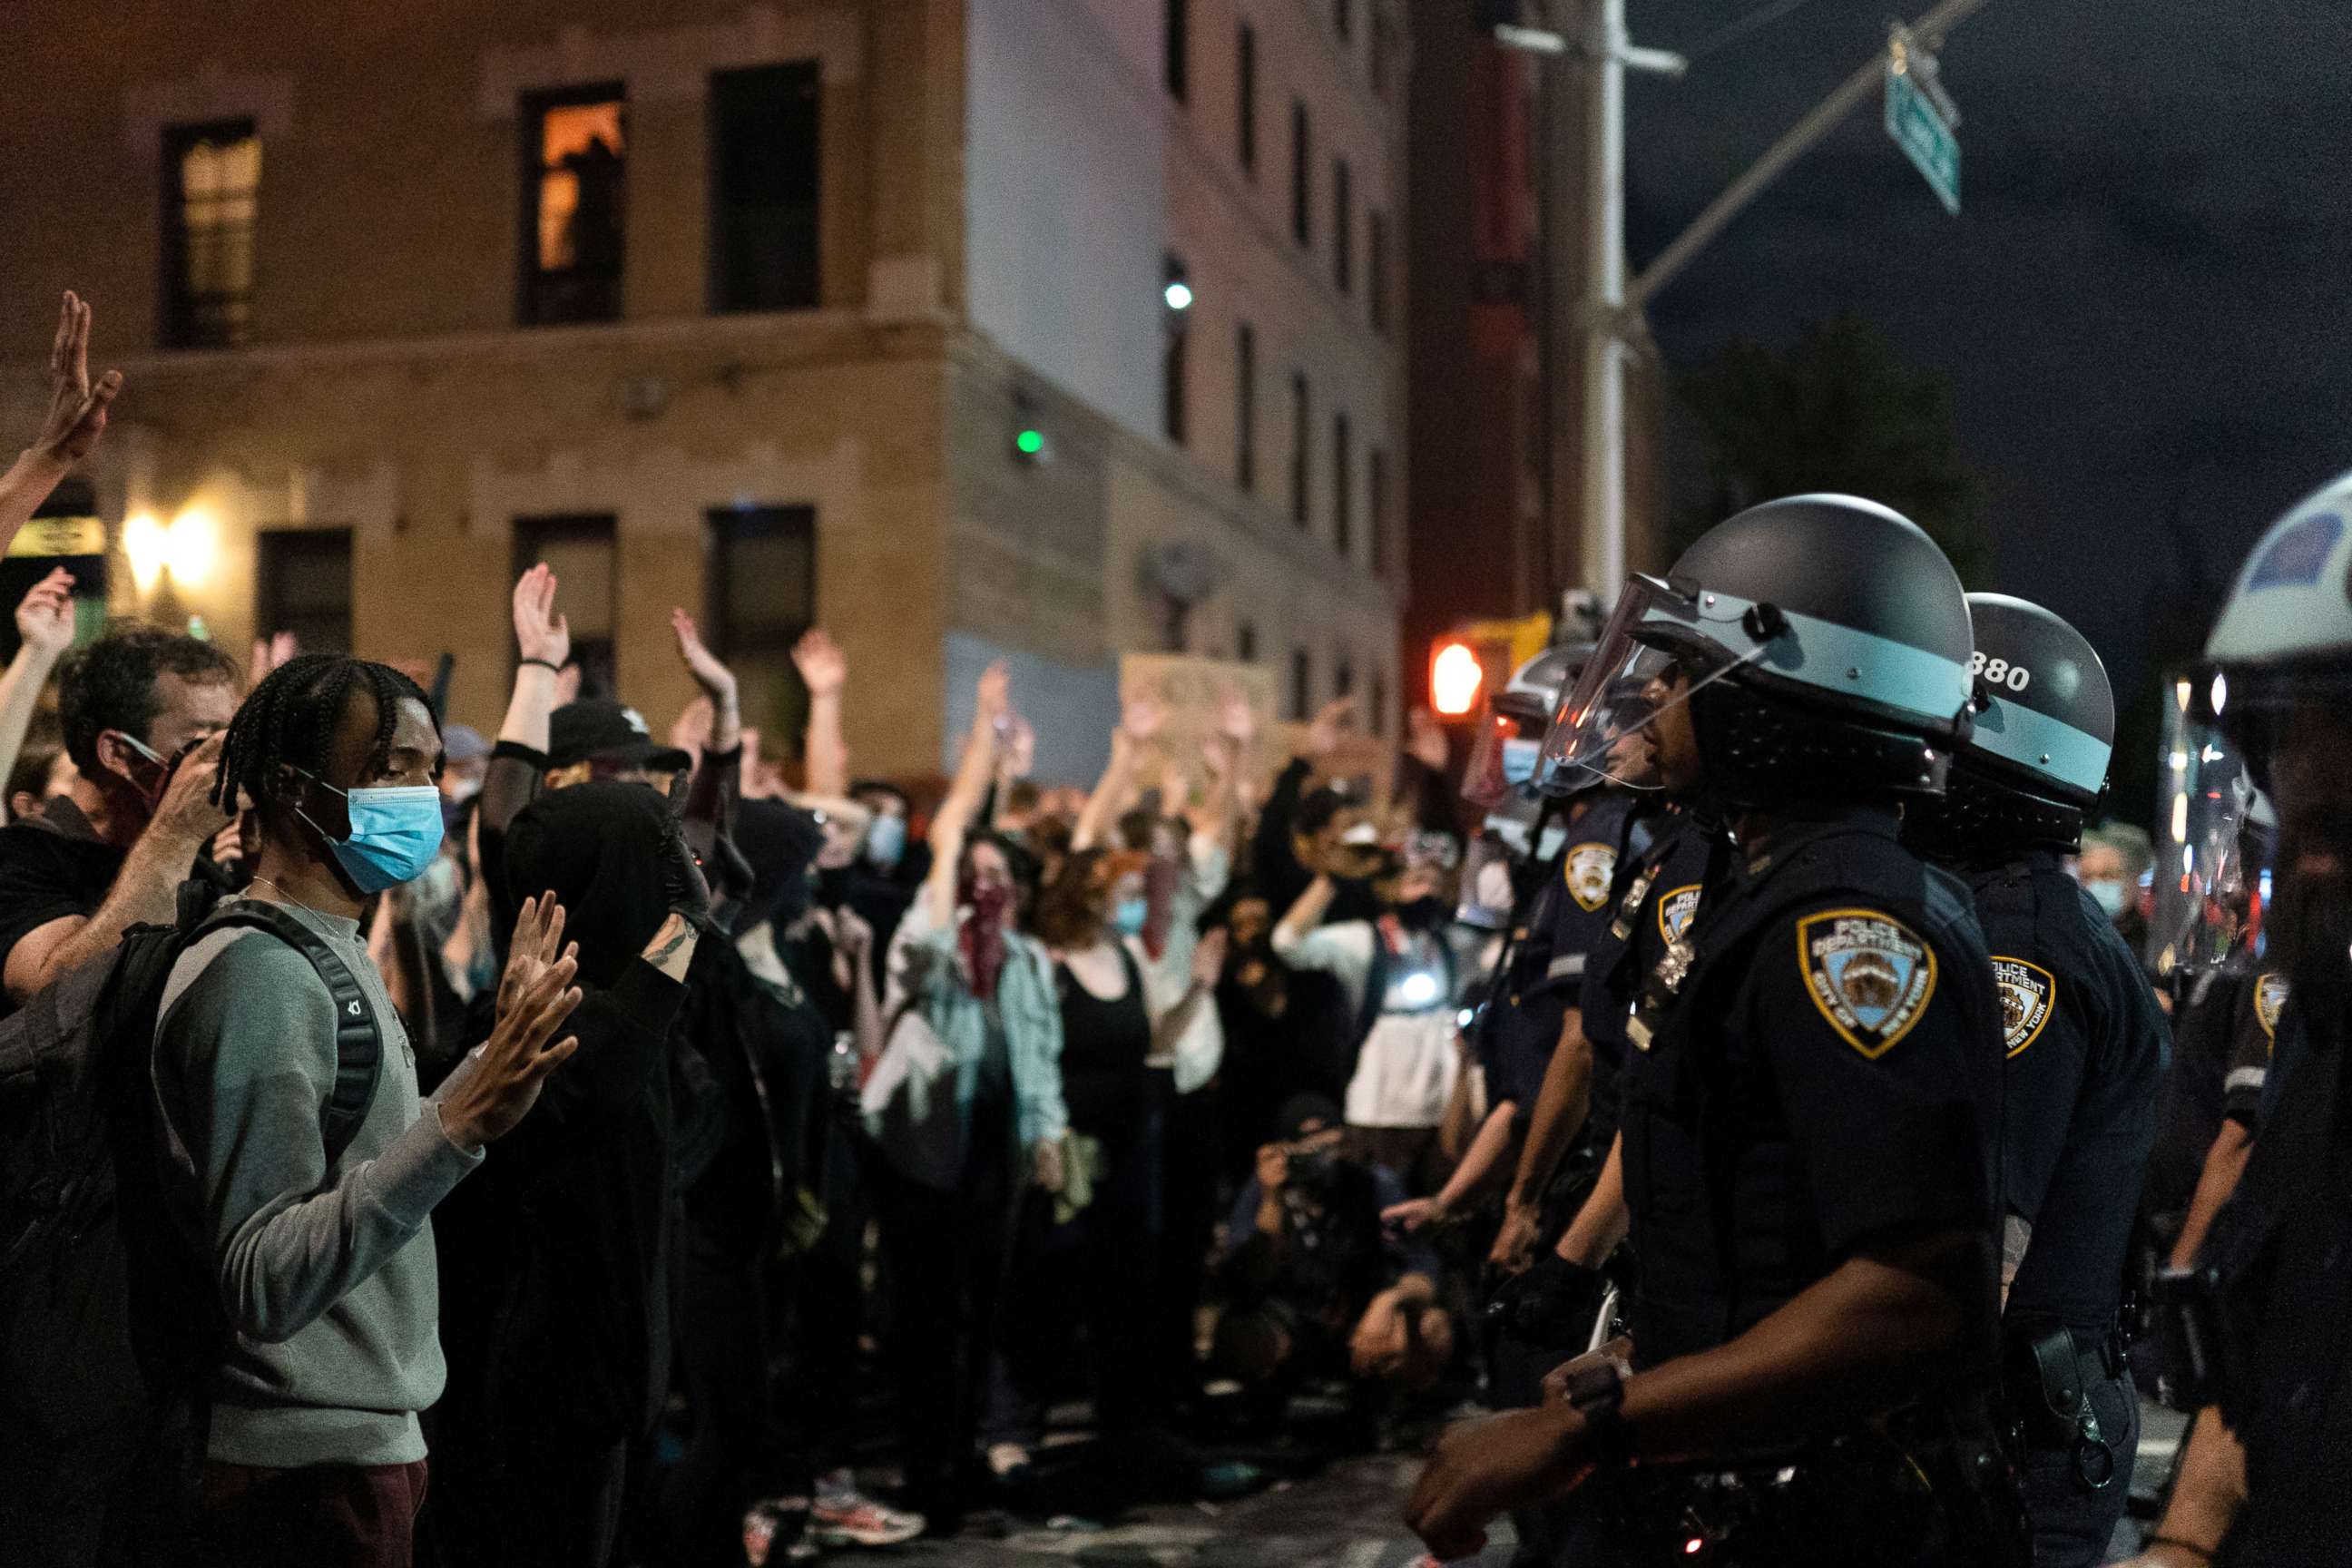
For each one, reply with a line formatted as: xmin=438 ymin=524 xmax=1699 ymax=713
xmin=1561 ymin=1357 xmax=1633 ymax=1469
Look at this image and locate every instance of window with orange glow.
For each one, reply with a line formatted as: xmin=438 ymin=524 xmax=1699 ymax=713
xmin=162 ymin=120 xmax=260 ymax=348
xmin=521 ymin=87 xmax=626 ymax=325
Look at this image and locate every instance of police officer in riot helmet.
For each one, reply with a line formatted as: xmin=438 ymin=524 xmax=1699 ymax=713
xmin=2130 ymin=474 xmax=2352 ymax=1566
xmin=1904 ymin=593 xmax=2163 ymax=1566
xmin=1406 ymin=495 xmax=2021 ymax=1566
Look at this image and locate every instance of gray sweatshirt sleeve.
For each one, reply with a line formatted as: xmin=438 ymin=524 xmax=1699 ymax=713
xmin=161 ymin=935 xmax=483 ymax=1346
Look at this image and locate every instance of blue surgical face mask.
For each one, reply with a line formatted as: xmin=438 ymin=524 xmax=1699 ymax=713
xmin=299 ymin=776 xmax=446 ymax=894
xmin=1112 ymin=896 xmax=1150 ymax=938
xmin=2085 ymin=878 xmax=2129 ymax=919
xmin=1500 ymin=737 xmax=1542 ymax=789
xmin=864 ymin=813 xmax=907 ymax=871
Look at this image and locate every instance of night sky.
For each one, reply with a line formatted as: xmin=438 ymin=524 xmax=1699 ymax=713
xmin=1622 ymin=0 xmax=2352 ymax=721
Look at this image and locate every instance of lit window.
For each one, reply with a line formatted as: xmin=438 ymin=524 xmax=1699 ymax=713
xmin=523 ymin=88 xmax=627 ymax=326
xmin=162 ymin=122 xmax=260 ymax=348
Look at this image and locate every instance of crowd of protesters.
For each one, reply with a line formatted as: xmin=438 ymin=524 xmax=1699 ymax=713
xmin=0 ymin=294 xmax=1550 ymax=1568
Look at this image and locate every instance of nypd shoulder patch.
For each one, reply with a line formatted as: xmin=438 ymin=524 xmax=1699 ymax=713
xmin=1991 ymin=956 xmax=2055 ymax=1058
xmin=1797 ymin=908 xmax=1939 ymax=1059
xmin=1564 ymin=842 xmax=1617 ymax=914
xmin=2254 ymin=972 xmax=2288 ymax=1044
xmin=1656 ymin=883 xmax=1702 ymax=946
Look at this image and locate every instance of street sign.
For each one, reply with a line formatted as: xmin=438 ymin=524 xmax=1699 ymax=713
xmin=1886 ymin=54 xmax=1961 ymax=214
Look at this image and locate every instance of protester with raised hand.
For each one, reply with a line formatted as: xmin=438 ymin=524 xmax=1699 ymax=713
xmin=2 ymin=292 xmax=122 ymax=552
xmin=0 ymin=622 xmax=238 ymax=1011
xmin=426 ymin=783 xmax=707 ymax=1568
xmin=154 ymin=653 xmax=582 ymax=1568
xmin=869 ymin=660 xmax=1066 ymax=1535
xmin=0 ymin=567 xmax=75 ymax=816
xmin=793 ymin=628 xmax=851 ymax=799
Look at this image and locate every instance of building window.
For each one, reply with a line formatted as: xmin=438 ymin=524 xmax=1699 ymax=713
xmin=1369 ymin=446 xmax=1389 ymax=578
xmin=255 ymin=528 xmax=351 ymax=654
xmin=521 ymin=85 xmax=627 ymax=327
xmin=1335 ymin=0 xmax=1354 ymax=42
xmin=1235 ymin=22 xmax=1258 ymax=179
xmin=1238 ymin=620 xmax=1259 ymax=662
xmin=1333 ymin=412 xmax=1353 ymax=556
xmin=709 ymin=64 xmax=821 ymax=313
xmin=1333 ymin=159 xmax=1353 ymax=293
xmin=1290 ymin=102 xmax=1312 ymax=247
xmin=1373 ymin=15 xmax=1399 ymax=97
xmin=1369 ymin=211 xmax=1388 ymax=331
xmin=514 ymin=514 xmax=618 ymax=694
xmin=1370 ymin=670 xmax=1387 ymax=735
xmin=706 ymin=505 xmax=817 ymax=742
xmin=1291 ymin=648 xmax=1312 ymax=720
xmin=1163 ymin=254 xmax=1190 ymax=446
xmin=1166 ymin=0 xmax=1190 ymax=103
xmin=1236 ymin=322 xmax=1256 ymax=491
xmin=160 ymin=120 xmax=260 ymax=349
xmin=1290 ymin=371 xmax=1311 ymax=528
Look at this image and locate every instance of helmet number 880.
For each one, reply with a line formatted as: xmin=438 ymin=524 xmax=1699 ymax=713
xmin=1971 ymin=651 xmax=2032 ymax=693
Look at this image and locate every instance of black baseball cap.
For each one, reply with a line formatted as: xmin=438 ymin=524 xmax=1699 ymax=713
xmin=547 ymin=700 xmax=693 ymax=773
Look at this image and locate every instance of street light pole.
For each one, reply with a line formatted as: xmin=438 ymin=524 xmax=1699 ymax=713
xmin=1502 ymin=0 xmax=1994 ymax=605
xmin=1582 ymin=0 xmax=1631 ymax=605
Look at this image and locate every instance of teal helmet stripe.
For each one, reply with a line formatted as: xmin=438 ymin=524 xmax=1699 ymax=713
xmin=1969 ymin=694 xmax=2111 ymax=796
xmin=1653 ymin=591 xmax=1974 ymax=730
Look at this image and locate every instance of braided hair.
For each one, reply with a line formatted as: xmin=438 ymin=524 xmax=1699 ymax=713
xmin=213 ymin=653 xmax=438 ymax=813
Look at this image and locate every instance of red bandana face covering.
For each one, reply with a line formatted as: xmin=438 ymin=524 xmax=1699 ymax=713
xmin=1142 ymin=856 xmax=1181 ymax=963
xmin=961 ymin=877 xmax=1012 ymax=1001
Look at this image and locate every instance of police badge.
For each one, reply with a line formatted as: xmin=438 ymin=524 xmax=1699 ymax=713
xmin=1656 ymin=884 xmax=1702 ymax=946
xmin=1991 ymin=956 xmax=2054 ymax=1058
xmin=1797 ymin=908 xmax=1938 ymax=1058
xmin=2253 ymin=972 xmax=2288 ymax=1043
xmin=1564 ymin=841 xmax=1618 ymax=913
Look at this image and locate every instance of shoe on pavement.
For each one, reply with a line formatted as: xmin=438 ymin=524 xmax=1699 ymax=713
xmin=808 ymin=1494 xmax=926 ymax=1549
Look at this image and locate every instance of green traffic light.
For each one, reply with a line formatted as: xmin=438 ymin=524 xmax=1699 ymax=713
xmin=1015 ymin=428 xmax=1044 ymax=456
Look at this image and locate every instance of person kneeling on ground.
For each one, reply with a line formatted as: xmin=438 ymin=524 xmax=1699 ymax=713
xmin=1213 ymin=1096 xmax=1455 ymax=1440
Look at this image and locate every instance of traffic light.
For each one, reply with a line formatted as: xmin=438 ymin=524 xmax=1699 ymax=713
xmin=1431 ymin=639 xmax=1485 ymax=717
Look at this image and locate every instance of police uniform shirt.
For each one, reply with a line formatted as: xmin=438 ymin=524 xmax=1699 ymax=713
xmin=1970 ymin=851 xmax=2167 ymax=1334
xmin=2223 ymin=966 xmax=2290 ymax=1130
xmin=1579 ymin=809 xmax=1718 ymax=1068
xmin=1622 ymin=805 xmax=2004 ymax=1368
xmin=1475 ymin=792 xmax=1640 ymax=1113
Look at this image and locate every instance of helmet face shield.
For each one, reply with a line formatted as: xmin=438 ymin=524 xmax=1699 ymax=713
xmin=1538 ymin=576 xmax=1758 ymax=796
xmin=2147 ymin=673 xmax=2272 ymax=981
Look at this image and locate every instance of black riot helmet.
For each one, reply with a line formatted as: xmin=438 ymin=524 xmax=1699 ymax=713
xmin=1542 ymin=495 xmax=1976 ymax=811
xmin=1462 ymin=642 xmax=1593 ymax=811
xmin=1905 ymin=593 xmax=2115 ymax=864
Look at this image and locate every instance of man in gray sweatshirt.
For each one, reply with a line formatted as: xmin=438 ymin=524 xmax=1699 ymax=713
xmin=153 ymin=653 xmax=584 ymax=1568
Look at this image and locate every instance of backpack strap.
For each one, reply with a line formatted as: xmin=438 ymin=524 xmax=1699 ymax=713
xmin=195 ymin=904 xmax=383 ymax=1164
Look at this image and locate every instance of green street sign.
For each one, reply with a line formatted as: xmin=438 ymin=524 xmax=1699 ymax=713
xmin=1886 ymin=62 xmax=1960 ymax=215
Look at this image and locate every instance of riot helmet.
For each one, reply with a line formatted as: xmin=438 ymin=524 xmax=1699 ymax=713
xmin=2198 ymin=471 xmax=2352 ymax=982
xmin=1906 ymin=593 xmax=2113 ymax=864
xmin=1542 ymin=495 xmax=1976 ymax=811
xmin=1462 ymin=642 xmax=1593 ymax=809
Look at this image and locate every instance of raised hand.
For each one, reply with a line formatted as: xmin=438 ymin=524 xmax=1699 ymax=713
xmin=445 ymin=896 xmax=583 ymax=1147
xmin=1121 ymin=693 xmax=1166 ymax=744
xmin=15 ymin=567 xmax=74 ymax=656
xmin=1000 ymin=714 xmax=1037 ymax=780
xmin=1406 ymin=706 xmax=1449 ymax=771
xmin=975 ymin=660 xmax=1012 ymax=730
xmin=33 ymin=292 xmax=122 ymax=469
xmin=512 ymin=564 xmax=571 ymax=669
xmin=1218 ymin=683 xmax=1257 ymax=746
xmin=671 ymin=609 xmax=738 ymax=703
xmin=1308 ymin=695 xmax=1357 ymax=758
xmin=497 ymin=892 xmax=573 ymax=1019
xmin=790 ymin=628 xmax=848 ymax=698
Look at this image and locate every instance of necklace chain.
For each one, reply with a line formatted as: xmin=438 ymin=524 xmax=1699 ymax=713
xmin=248 ymin=875 xmax=326 ymax=916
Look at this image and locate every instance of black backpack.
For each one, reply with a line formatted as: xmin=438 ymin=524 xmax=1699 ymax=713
xmin=0 ymin=879 xmax=383 ymax=1560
